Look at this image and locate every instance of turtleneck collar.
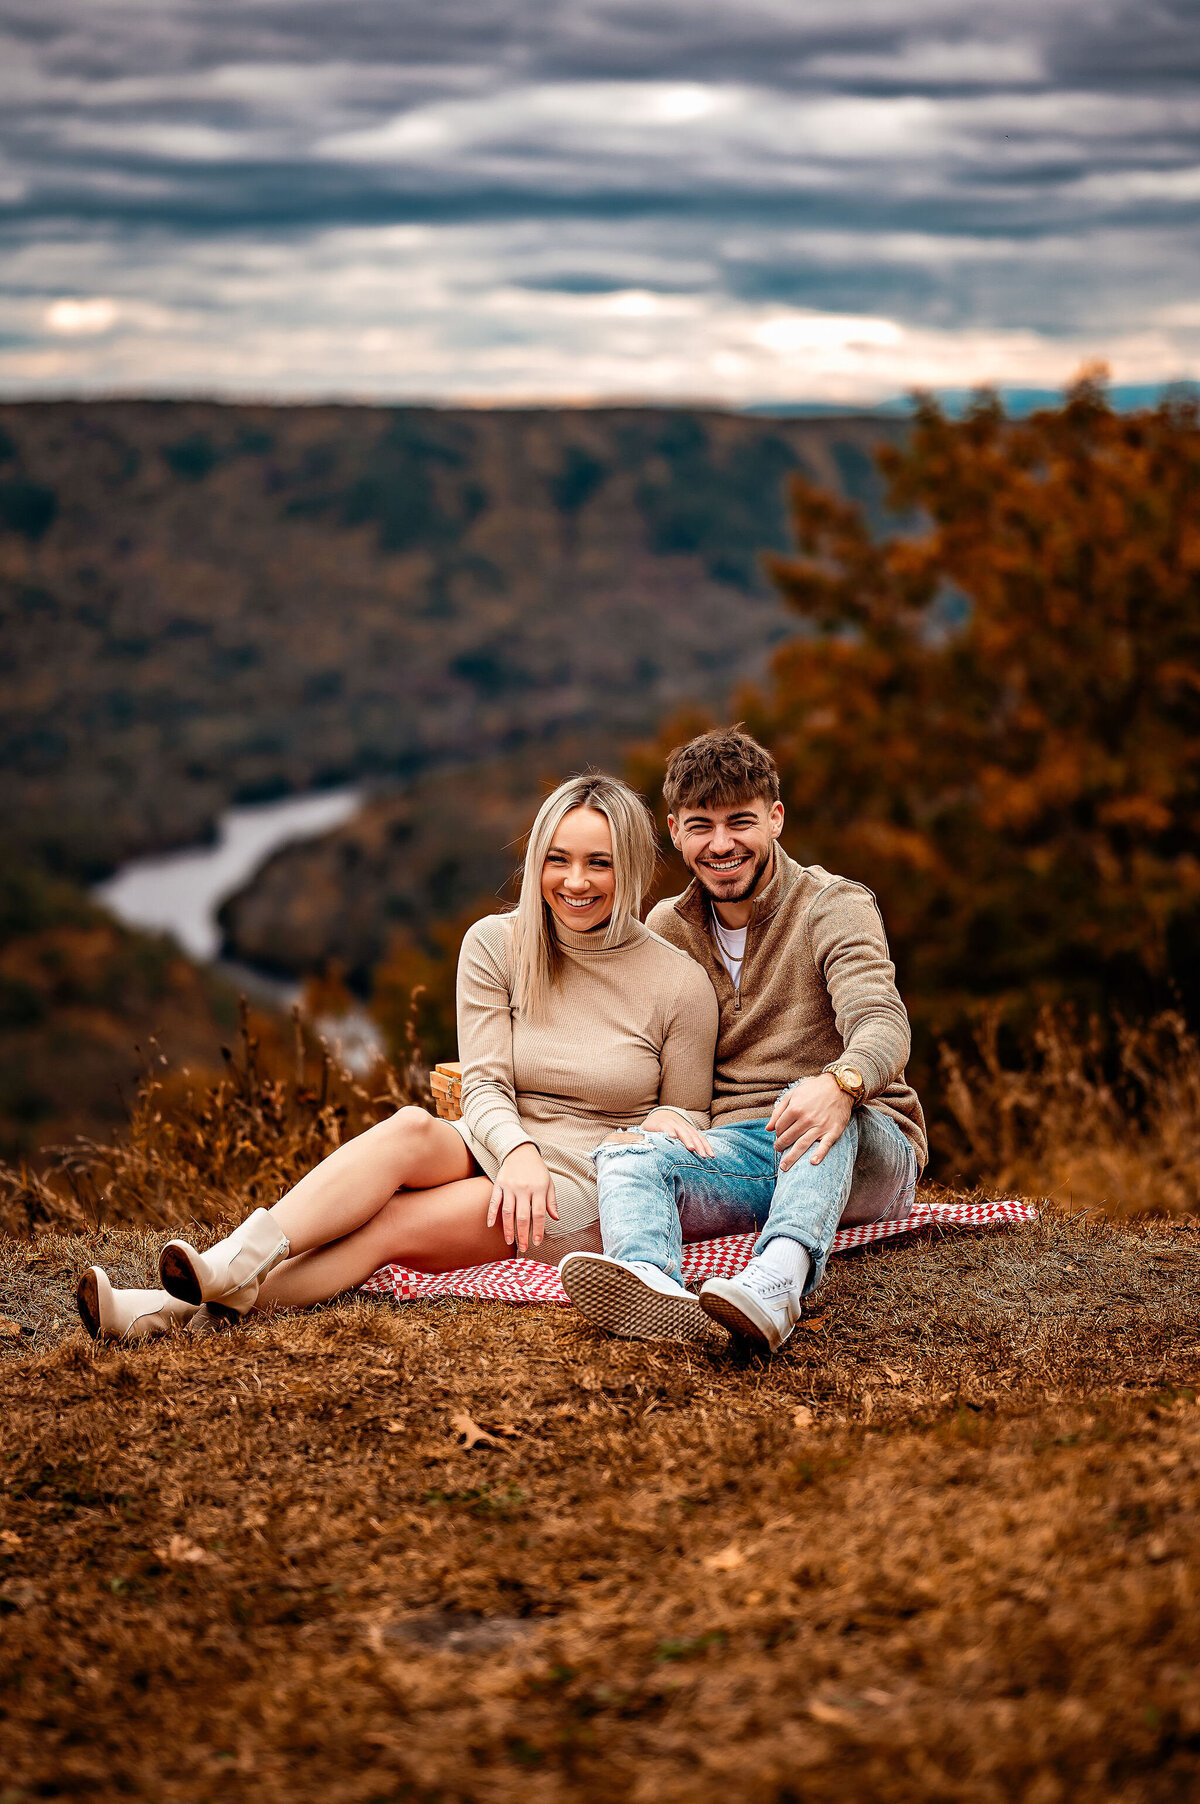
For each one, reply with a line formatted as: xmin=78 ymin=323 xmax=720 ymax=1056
xmin=551 ymin=911 xmax=646 ymax=954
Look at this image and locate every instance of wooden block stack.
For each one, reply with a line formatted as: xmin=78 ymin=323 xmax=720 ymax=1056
xmin=431 ymin=1061 xmax=463 ymax=1121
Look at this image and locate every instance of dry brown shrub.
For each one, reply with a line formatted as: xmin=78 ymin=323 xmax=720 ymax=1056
xmin=0 ymin=997 xmax=431 ymax=1240
xmin=936 ymin=1004 xmax=1200 ymax=1218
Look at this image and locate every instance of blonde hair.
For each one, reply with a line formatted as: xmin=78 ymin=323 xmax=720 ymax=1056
xmin=512 ymin=773 xmax=658 ymax=1018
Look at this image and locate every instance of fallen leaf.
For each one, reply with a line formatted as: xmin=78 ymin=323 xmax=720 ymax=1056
xmin=809 ymin=1699 xmax=853 ymax=1727
xmin=0 ymin=1319 xmax=22 ymax=1339
xmin=881 ymin=1364 xmax=904 ymax=1385
xmin=792 ymin=1406 xmax=814 ymax=1429
xmin=451 ymin=1412 xmax=499 ymax=1450
xmin=702 ymin=1543 xmax=745 ymax=1573
xmin=383 ymin=1420 xmax=405 ymax=1436
xmin=0 ymin=1579 xmax=40 ymax=1612
xmin=801 ymin=1313 xmax=828 ymax=1335
xmin=0 ymin=1531 xmax=22 ymax=1552
xmin=155 ymin=1535 xmax=213 ymax=1565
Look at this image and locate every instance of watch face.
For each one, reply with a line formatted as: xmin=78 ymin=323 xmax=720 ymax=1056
xmin=838 ymin=1066 xmax=864 ymax=1093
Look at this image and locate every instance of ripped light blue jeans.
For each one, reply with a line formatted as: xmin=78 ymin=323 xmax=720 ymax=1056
xmin=593 ymin=1105 xmax=918 ymax=1300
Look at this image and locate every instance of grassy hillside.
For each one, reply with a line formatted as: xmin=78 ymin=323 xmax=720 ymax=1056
xmin=2 ymin=1204 xmax=1198 ymax=1801
xmin=0 ymin=397 xmax=909 ymax=1154
xmin=3 ymin=989 xmax=1196 ymax=1796
xmin=0 ymin=400 xmax=904 ymax=879
xmin=0 ymin=851 xmax=241 ymax=1164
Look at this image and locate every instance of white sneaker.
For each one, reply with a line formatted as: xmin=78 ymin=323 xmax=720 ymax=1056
xmin=699 ymin=1258 xmax=803 ymax=1352
xmin=559 ymin=1252 xmax=725 ymax=1345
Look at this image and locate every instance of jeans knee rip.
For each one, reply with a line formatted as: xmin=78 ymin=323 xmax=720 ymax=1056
xmin=593 ymin=1131 xmax=653 ymax=1158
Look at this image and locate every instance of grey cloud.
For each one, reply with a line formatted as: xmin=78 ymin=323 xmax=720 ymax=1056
xmin=1 ymin=0 xmax=1199 ymax=399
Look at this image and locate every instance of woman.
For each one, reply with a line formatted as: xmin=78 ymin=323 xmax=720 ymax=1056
xmin=76 ymin=774 xmax=719 ymax=1340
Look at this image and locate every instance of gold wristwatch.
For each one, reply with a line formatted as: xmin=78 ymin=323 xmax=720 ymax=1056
xmin=830 ymin=1064 xmax=866 ymax=1105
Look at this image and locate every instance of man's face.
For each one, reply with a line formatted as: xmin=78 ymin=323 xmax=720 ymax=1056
xmin=667 ymin=795 xmax=785 ymax=903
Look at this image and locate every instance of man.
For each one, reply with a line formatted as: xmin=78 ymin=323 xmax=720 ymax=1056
xmin=560 ymin=725 xmax=927 ymax=1353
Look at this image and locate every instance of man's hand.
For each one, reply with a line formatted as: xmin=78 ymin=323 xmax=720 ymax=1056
xmin=488 ymin=1142 xmax=558 ymax=1252
xmin=767 ymin=1074 xmax=854 ymax=1171
xmin=641 ymin=1108 xmax=715 ymax=1158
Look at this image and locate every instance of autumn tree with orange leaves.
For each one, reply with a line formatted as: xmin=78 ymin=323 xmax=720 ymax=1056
xmin=711 ymin=374 xmax=1200 ymax=1030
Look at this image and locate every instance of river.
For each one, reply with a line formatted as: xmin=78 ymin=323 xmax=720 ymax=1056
xmin=92 ymin=786 xmax=386 ymax=1072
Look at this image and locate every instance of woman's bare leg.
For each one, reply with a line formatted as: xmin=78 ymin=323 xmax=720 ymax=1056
xmin=256 ymin=1176 xmax=505 ymax=1310
xmin=267 ymin=1107 xmax=475 ymax=1255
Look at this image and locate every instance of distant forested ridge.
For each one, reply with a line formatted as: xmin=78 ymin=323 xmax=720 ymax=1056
xmin=0 ymin=400 xmax=905 ymax=879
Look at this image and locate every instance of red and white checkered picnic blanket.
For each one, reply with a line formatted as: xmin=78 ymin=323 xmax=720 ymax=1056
xmin=360 ymin=1197 xmax=1037 ymax=1308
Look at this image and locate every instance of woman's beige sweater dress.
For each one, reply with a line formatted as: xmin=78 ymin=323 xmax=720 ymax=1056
xmin=452 ymin=911 xmax=719 ymax=1242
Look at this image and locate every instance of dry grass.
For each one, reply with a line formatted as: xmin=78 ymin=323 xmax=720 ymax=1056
xmin=0 ymin=1002 xmax=428 ymax=1240
xmin=3 ymin=1009 xmax=1200 ymax=1797
xmin=937 ymin=1006 xmax=1200 ymax=1219
xmin=8 ymin=986 xmax=1199 ymax=1241
xmin=2 ymin=1203 xmax=1200 ymax=1802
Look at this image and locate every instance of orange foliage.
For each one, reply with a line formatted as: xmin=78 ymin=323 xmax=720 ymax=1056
xmin=370 ymin=904 xmax=499 ymax=1069
xmin=734 ymin=372 xmax=1200 ymax=1026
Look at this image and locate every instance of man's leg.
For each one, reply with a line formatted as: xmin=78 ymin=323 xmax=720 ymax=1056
xmin=699 ymin=1116 xmax=860 ymax=1351
xmin=593 ymin=1131 xmax=689 ymax=1282
xmin=560 ymin=1127 xmax=772 ymax=1342
xmin=592 ymin=1125 xmax=770 ymax=1277
xmin=838 ymin=1106 xmax=919 ymax=1226
xmin=756 ymin=1112 xmax=861 ymax=1295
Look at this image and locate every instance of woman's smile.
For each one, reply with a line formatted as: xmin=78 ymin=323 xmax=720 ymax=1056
xmin=541 ymin=805 xmax=616 ymax=931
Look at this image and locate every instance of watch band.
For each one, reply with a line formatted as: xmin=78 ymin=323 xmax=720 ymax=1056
xmin=830 ymin=1064 xmax=866 ymax=1103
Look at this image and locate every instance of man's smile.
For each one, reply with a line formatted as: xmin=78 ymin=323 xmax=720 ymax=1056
xmin=700 ymin=852 xmax=752 ymax=874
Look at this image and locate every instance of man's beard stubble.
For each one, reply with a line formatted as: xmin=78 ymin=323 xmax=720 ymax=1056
xmin=687 ymin=842 xmax=774 ymax=906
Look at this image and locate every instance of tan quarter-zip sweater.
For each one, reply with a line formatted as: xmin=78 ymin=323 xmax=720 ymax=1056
xmin=646 ymin=846 xmax=927 ymax=1168
xmin=454 ymin=910 xmax=719 ymax=1236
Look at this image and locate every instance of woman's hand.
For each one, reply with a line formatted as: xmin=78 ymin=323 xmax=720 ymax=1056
xmin=640 ymin=1108 xmax=715 ymax=1158
xmin=489 ymin=1142 xmax=559 ymax=1253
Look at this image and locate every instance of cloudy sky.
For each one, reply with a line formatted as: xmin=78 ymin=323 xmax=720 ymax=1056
xmin=2 ymin=0 xmax=1199 ymax=405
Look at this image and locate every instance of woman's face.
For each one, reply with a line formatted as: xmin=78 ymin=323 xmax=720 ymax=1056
xmin=541 ymin=805 xmax=616 ymax=932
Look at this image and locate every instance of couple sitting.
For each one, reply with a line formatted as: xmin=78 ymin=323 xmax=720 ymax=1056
xmin=77 ymin=727 xmax=926 ymax=1355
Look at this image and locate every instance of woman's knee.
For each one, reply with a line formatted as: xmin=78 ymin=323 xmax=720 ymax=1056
xmin=375 ymin=1102 xmax=467 ymax=1188
xmin=363 ymin=1104 xmax=435 ymax=1183
xmin=378 ymin=1104 xmax=439 ymax=1157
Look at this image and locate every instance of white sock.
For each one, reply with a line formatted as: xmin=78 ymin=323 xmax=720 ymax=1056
xmin=756 ymin=1238 xmax=811 ymax=1294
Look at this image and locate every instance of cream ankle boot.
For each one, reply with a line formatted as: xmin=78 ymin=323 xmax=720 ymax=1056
xmin=75 ymin=1267 xmax=199 ymax=1342
xmin=187 ymin=1302 xmax=242 ymax=1336
xmin=158 ymin=1208 xmax=290 ymax=1315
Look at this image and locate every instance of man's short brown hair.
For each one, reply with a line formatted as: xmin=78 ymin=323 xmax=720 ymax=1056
xmin=663 ymin=725 xmax=781 ymax=815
